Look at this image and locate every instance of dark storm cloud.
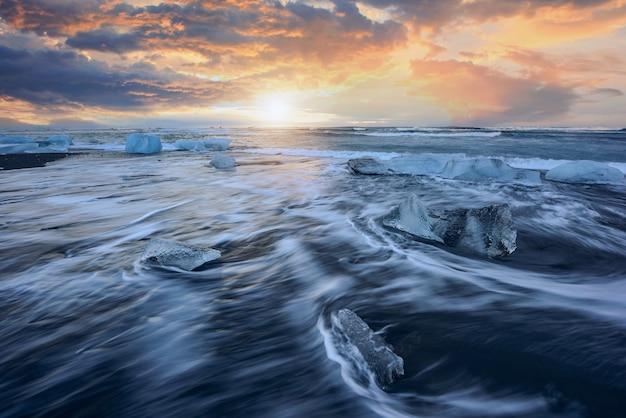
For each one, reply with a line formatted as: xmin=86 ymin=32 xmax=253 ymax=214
xmin=1 ymin=1 xmax=406 ymax=58
xmin=66 ymin=29 xmax=142 ymax=54
xmin=0 ymin=45 xmax=230 ymax=109
xmin=358 ymin=0 xmax=615 ymax=28
xmin=0 ymin=0 xmax=107 ymax=36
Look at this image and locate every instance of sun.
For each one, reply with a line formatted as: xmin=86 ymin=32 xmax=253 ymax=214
xmin=260 ymin=94 xmax=292 ymax=124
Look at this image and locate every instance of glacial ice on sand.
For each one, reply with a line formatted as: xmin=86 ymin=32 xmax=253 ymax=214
xmin=0 ymin=134 xmax=72 ymax=154
xmin=545 ymin=161 xmax=624 ymax=184
xmin=40 ymin=134 xmax=73 ymax=147
xmin=0 ymin=135 xmax=36 ymax=144
xmin=383 ymin=194 xmax=517 ymax=258
xmin=331 ymin=309 xmax=404 ymax=387
xmin=210 ymin=153 xmax=236 ymax=169
xmin=173 ymin=138 xmax=231 ymax=152
xmin=140 ymin=238 xmax=221 ymax=271
xmin=348 ymin=155 xmax=540 ymax=184
xmin=125 ymin=134 xmax=162 ymax=154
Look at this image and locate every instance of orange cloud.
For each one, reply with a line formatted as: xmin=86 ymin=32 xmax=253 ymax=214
xmin=409 ymin=59 xmax=579 ymax=125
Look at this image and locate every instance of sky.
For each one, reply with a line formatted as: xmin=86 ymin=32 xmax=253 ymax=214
xmin=0 ymin=0 xmax=625 ymax=128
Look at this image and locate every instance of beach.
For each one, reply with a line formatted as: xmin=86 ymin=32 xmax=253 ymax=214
xmin=1 ymin=127 xmax=625 ymax=417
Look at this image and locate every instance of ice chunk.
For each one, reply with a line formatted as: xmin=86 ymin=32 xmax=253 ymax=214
xmin=140 ymin=238 xmax=221 ymax=271
xmin=347 ymin=157 xmax=391 ymax=174
xmin=388 ymin=154 xmax=452 ymax=175
xmin=0 ymin=143 xmax=40 ymax=154
xmin=332 ymin=309 xmax=404 ymax=387
xmin=348 ymin=154 xmax=540 ymax=184
xmin=210 ymin=153 xmax=236 ymax=169
xmin=381 ymin=194 xmax=443 ymax=243
xmin=39 ymin=134 xmax=73 ymax=147
xmin=125 ymin=134 xmax=162 ymax=154
xmin=383 ymin=194 xmax=517 ymax=257
xmin=173 ymin=138 xmax=231 ymax=152
xmin=546 ymin=161 xmax=623 ymax=184
xmin=0 ymin=135 xmax=35 ymax=144
xmin=441 ymin=158 xmax=540 ymax=184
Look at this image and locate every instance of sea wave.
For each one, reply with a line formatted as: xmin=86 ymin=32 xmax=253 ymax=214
xmin=236 ymin=148 xmax=402 ymax=161
xmin=321 ymin=129 xmax=503 ymax=138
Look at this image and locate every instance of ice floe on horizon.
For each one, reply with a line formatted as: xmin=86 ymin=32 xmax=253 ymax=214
xmin=348 ymin=155 xmax=541 ymax=184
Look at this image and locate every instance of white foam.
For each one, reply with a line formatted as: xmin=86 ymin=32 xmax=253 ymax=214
xmin=359 ymin=131 xmax=502 ymax=138
xmin=504 ymin=157 xmax=626 ymax=175
xmin=237 ymin=147 xmax=401 ymax=160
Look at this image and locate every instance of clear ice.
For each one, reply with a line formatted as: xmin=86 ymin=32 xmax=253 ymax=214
xmin=332 ymin=309 xmax=404 ymax=387
xmin=383 ymin=194 xmax=517 ymax=258
xmin=125 ymin=134 xmax=163 ymax=154
xmin=140 ymin=238 xmax=221 ymax=271
xmin=173 ymin=138 xmax=231 ymax=152
xmin=546 ymin=161 xmax=623 ymax=184
xmin=210 ymin=153 xmax=236 ymax=169
xmin=348 ymin=155 xmax=540 ymax=184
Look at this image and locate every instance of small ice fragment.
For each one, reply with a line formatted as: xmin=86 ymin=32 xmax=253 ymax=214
xmin=210 ymin=153 xmax=236 ymax=169
xmin=125 ymin=134 xmax=162 ymax=154
xmin=140 ymin=238 xmax=221 ymax=271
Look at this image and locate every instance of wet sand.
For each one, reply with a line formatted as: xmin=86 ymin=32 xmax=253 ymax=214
xmin=0 ymin=153 xmax=69 ymax=170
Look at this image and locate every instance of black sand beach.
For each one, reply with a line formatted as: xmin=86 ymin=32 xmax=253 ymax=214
xmin=0 ymin=153 xmax=69 ymax=170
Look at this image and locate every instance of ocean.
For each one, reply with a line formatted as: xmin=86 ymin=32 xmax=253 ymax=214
xmin=1 ymin=127 xmax=625 ymax=417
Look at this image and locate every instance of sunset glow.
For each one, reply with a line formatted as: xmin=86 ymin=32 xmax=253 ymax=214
xmin=0 ymin=0 xmax=625 ymax=128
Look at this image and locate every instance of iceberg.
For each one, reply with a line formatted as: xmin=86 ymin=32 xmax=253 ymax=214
xmin=383 ymin=194 xmax=517 ymax=258
xmin=173 ymin=138 xmax=230 ymax=152
xmin=332 ymin=309 xmax=404 ymax=387
xmin=348 ymin=154 xmax=540 ymax=184
xmin=210 ymin=153 xmax=236 ymax=169
xmin=125 ymin=134 xmax=162 ymax=154
xmin=140 ymin=238 xmax=221 ymax=271
xmin=545 ymin=161 xmax=623 ymax=184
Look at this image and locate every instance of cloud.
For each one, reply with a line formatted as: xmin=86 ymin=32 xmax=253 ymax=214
xmin=0 ymin=0 xmax=106 ymax=36
xmin=1 ymin=0 xmax=625 ymax=127
xmin=588 ymin=88 xmax=624 ymax=97
xmin=0 ymin=45 xmax=237 ymax=110
xmin=410 ymin=58 xmax=579 ymax=126
xmin=359 ymin=0 xmax=618 ymax=28
xmin=66 ymin=29 xmax=142 ymax=53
